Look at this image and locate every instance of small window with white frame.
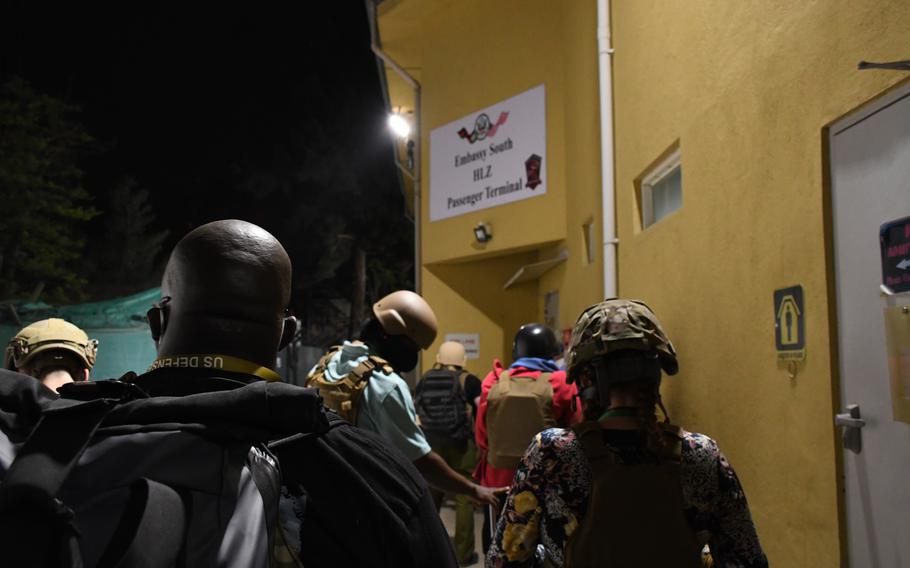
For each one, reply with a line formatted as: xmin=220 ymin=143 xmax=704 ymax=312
xmin=581 ymin=218 xmax=595 ymax=266
xmin=639 ymin=147 xmax=682 ymax=229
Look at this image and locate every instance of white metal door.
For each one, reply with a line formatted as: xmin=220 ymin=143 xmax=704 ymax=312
xmin=830 ymin=83 xmax=910 ymax=568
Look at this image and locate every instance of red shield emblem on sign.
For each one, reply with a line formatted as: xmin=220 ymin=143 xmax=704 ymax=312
xmin=525 ymin=154 xmax=542 ymax=189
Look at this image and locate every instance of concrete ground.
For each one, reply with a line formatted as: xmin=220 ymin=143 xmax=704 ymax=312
xmin=439 ymin=502 xmax=485 ymax=567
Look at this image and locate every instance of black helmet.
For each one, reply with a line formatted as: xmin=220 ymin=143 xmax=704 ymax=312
xmin=512 ymin=323 xmax=560 ymax=360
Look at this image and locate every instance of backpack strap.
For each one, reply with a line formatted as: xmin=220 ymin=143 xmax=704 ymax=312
xmin=658 ymin=423 xmax=684 ymax=463
xmin=456 ymin=368 xmax=469 ymax=390
xmin=450 ymin=368 xmax=466 ymax=397
xmin=497 ymin=370 xmax=512 ymax=394
xmin=334 ymin=355 xmax=389 ymax=418
xmin=367 ymin=355 xmax=394 ymax=375
xmin=350 ymin=359 xmax=376 ymax=382
xmin=247 ymin=444 xmax=292 ymax=567
xmin=307 ymin=346 xmax=342 ymax=382
xmin=320 ymin=346 xmax=342 ymax=366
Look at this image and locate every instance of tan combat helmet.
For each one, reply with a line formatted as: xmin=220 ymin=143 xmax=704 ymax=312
xmin=373 ymin=290 xmax=438 ymax=350
xmin=3 ymin=318 xmax=98 ymax=373
xmin=436 ymin=340 xmax=467 ymax=367
xmin=566 ymin=298 xmax=678 ymax=379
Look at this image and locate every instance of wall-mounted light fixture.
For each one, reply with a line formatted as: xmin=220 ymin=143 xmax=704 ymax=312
xmin=474 ymin=222 xmax=492 ymax=243
xmin=388 ymin=112 xmax=410 ymax=139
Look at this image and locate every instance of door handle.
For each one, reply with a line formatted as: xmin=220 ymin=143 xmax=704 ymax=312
xmin=835 ymin=404 xmax=864 ymax=454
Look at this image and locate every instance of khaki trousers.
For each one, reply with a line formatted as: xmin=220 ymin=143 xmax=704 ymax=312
xmin=426 ymin=434 xmax=477 ymax=563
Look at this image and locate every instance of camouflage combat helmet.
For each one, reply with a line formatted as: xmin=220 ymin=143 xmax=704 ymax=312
xmin=566 ymin=298 xmax=678 ymax=378
xmin=3 ymin=318 xmax=98 ymax=372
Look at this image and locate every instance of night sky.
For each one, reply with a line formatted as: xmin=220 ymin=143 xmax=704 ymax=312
xmin=1 ymin=1 xmax=408 ymax=311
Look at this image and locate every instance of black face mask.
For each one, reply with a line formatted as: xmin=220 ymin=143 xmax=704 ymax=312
xmin=382 ymin=344 xmax=418 ymax=373
xmin=360 ymin=318 xmax=419 ymax=373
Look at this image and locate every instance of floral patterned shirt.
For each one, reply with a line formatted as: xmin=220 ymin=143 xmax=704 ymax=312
xmin=487 ymin=426 xmax=768 ymax=567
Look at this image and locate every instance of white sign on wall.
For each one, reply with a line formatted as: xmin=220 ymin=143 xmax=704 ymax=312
xmin=444 ymin=333 xmax=480 ymax=360
xmin=429 ymin=85 xmax=547 ymax=221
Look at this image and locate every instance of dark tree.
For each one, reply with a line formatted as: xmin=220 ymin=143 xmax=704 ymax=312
xmin=0 ymin=77 xmax=97 ymax=302
xmin=86 ymin=177 xmax=169 ymax=297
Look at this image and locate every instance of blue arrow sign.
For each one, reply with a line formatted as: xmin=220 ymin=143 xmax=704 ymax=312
xmin=774 ymin=285 xmax=805 ymax=356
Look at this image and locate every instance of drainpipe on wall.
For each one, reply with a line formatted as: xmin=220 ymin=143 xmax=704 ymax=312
xmin=597 ymin=0 xmax=617 ymax=299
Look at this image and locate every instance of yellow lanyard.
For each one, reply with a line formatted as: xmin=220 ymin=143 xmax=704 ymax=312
xmin=148 ymin=354 xmax=282 ymax=382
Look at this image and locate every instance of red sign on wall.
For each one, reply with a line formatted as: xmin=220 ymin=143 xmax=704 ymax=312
xmin=880 ymin=216 xmax=910 ymax=294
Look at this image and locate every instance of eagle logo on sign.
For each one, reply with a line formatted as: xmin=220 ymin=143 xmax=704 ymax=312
xmin=458 ymin=111 xmax=509 ymax=144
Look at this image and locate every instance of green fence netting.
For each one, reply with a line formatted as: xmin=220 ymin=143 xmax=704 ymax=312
xmin=0 ymin=288 xmax=161 ymax=380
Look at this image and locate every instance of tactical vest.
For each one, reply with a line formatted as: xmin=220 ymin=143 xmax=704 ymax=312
xmin=415 ymin=367 xmax=471 ymax=440
xmin=305 ymin=346 xmax=393 ymax=424
xmin=485 ymin=370 xmax=555 ymax=469
xmin=564 ymin=421 xmax=703 ymax=568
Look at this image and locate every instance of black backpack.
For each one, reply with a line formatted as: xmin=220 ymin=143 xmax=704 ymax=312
xmin=269 ymin=413 xmax=458 ymax=568
xmin=414 ymin=368 xmax=471 ymax=440
xmin=0 ymin=369 xmax=328 ymax=568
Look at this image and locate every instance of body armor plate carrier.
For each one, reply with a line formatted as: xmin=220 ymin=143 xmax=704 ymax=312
xmin=486 ymin=370 xmax=555 ymax=470
xmin=564 ymin=421 xmax=704 ymax=568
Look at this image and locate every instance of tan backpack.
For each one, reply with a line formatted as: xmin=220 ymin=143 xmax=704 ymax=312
xmin=486 ymin=370 xmax=556 ymax=469
xmin=305 ymin=346 xmax=393 ymax=424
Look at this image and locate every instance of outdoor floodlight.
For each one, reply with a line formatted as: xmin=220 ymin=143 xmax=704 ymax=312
xmin=474 ymin=222 xmax=492 ymax=243
xmin=388 ymin=113 xmax=410 ymax=139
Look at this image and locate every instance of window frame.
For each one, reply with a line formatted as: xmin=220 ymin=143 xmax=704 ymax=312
xmin=581 ymin=218 xmax=595 ymax=266
xmin=639 ymin=147 xmax=682 ymax=229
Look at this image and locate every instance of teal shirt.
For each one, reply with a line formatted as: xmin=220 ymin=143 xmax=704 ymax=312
xmin=317 ymin=341 xmax=431 ymax=461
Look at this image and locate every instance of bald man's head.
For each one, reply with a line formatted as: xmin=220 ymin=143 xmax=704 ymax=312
xmin=150 ymin=220 xmax=295 ymax=367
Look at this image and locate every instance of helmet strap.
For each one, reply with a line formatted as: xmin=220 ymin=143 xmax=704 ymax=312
xmin=592 ymin=358 xmax=613 ymax=408
xmin=657 ymin=394 xmax=671 ymax=424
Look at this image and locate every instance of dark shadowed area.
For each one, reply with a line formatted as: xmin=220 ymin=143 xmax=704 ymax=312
xmin=0 ymin=1 xmax=411 ymax=344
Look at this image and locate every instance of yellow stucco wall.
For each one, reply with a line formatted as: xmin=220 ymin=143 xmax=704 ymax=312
xmin=612 ymin=2 xmax=910 ymax=566
xmin=422 ymin=253 xmax=538 ymax=377
xmin=379 ymin=0 xmax=605 ymax=374
xmin=382 ymin=1 xmax=909 ymax=564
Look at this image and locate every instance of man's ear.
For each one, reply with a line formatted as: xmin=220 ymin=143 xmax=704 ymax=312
xmin=147 ymin=306 xmax=167 ymax=342
xmin=147 ymin=307 xmax=161 ymax=341
xmin=147 ymin=296 xmax=171 ymax=344
xmin=279 ymin=316 xmax=297 ymax=351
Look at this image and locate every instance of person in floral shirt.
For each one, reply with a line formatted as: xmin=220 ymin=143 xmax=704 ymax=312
xmin=487 ymin=299 xmax=768 ymax=567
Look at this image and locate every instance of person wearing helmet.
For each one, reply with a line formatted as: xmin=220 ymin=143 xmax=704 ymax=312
xmin=3 ymin=318 xmax=98 ymax=392
xmin=308 ymin=290 xmax=504 ymax=513
xmin=415 ymin=340 xmax=483 ymax=565
xmin=486 ymin=299 xmax=767 ymax=567
xmin=474 ymin=323 xmax=582 ymax=553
